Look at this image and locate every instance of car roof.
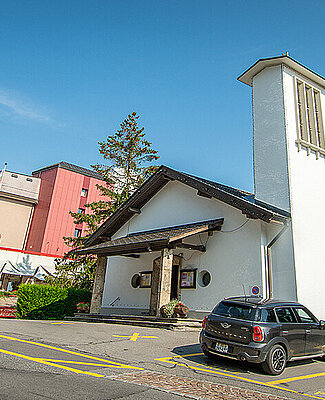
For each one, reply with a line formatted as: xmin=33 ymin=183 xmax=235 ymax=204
xmin=221 ymin=296 xmax=304 ymax=308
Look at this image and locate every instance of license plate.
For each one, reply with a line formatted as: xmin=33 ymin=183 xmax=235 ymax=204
xmin=212 ymin=342 xmax=228 ymax=353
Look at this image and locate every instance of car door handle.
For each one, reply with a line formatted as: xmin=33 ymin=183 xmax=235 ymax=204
xmin=282 ymin=330 xmax=288 ymax=335
xmin=306 ymin=329 xmax=311 ymax=334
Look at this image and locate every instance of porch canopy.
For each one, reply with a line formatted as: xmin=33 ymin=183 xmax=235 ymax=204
xmin=75 ymin=218 xmax=224 ymax=257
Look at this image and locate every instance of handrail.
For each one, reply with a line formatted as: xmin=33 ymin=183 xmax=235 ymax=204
xmin=109 ymin=297 xmax=120 ymax=306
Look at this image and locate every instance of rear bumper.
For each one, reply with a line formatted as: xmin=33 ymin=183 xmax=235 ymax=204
xmin=200 ymin=330 xmax=269 ymax=363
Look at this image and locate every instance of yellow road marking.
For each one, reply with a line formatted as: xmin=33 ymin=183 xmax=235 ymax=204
xmin=0 ymin=334 xmax=142 ymax=370
xmin=112 ymin=333 xmax=158 ymax=341
xmin=0 ymin=348 xmax=104 ymax=377
xmin=35 ymin=359 xmax=129 ymax=368
xmin=112 ymin=335 xmax=130 ymax=338
xmin=268 ymin=372 xmax=325 ymax=385
xmin=40 ymin=321 xmax=75 ymax=325
xmin=130 ymin=333 xmax=140 ymax=341
xmin=155 ymin=354 xmax=325 ymax=400
xmin=315 ymin=392 xmax=325 ymax=395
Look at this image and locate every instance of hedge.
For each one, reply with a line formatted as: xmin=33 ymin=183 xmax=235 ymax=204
xmin=16 ymin=284 xmax=91 ymax=320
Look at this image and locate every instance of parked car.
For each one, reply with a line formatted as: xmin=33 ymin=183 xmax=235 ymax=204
xmin=200 ymin=297 xmax=325 ymax=375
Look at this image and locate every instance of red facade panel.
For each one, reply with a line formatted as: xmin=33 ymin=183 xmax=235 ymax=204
xmin=25 ymin=164 xmax=107 ymax=257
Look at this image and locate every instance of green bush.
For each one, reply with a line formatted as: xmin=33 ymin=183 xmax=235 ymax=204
xmin=0 ymin=290 xmax=18 ymax=297
xmin=16 ymin=284 xmax=91 ymax=320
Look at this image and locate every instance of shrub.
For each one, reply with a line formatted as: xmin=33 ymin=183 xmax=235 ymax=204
xmin=16 ymin=284 xmax=91 ymax=320
xmin=0 ymin=290 xmax=18 ymax=298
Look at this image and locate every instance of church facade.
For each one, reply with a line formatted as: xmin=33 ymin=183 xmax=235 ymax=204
xmin=80 ymin=56 xmax=325 ymax=320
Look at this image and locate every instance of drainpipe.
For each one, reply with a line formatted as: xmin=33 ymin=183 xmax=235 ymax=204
xmin=264 ymin=221 xmax=289 ymax=300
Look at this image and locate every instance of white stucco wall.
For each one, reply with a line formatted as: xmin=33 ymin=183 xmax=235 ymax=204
xmin=102 ymin=181 xmax=287 ymax=315
xmin=251 ymin=63 xmax=325 ymax=320
xmin=282 ymin=66 xmax=325 ymax=319
xmin=253 ymin=65 xmax=291 ymax=212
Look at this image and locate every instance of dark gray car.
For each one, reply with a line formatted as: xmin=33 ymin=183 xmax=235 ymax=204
xmin=199 ymin=297 xmax=325 ymax=375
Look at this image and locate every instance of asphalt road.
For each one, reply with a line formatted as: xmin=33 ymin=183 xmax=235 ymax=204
xmin=0 ymin=319 xmax=324 ymax=399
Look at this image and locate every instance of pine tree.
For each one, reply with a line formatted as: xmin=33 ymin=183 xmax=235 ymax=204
xmin=47 ymin=112 xmax=159 ymax=288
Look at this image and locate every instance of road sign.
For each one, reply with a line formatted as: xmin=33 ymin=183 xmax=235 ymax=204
xmin=251 ymin=286 xmax=260 ymax=296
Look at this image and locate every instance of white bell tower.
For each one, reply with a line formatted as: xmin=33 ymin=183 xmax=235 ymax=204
xmin=239 ymin=56 xmax=325 ymax=318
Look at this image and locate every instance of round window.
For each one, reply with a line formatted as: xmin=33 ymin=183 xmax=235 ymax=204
xmin=198 ymin=270 xmax=211 ymax=287
xmin=131 ymin=274 xmax=141 ymax=288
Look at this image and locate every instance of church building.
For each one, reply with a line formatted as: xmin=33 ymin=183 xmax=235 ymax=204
xmin=79 ymin=56 xmax=325 ymax=320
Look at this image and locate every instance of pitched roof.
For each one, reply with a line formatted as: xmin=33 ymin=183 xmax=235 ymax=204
xmin=238 ymin=55 xmax=325 ymax=88
xmin=84 ymin=165 xmax=290 ymax=247
xmin=32 ymin=161 xmax=104 ymax=180
xmin=77 ymin=219 xmax=223 ymax=256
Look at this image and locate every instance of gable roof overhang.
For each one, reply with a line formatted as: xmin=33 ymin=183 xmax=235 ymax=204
xmin=238 ymin=55 xmax=325 ymax=89
xmin=76 ymin=219 xmax=223 ymax=257
xmin=83 ymin=165 xmax=289 ymax=248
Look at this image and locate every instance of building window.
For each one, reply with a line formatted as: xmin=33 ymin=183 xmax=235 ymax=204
xmin=81 ymin=188 xmax=88 ymax=197
xmin=78 ymin=208 xmax=85 ymax=214
xmin=198 ymin=270 xmax=211 ymax=287
xmin=131 ymin=274 xmax=141 ymax=288
xmin=296 ymin=78 xmax=325 ymax=155
xmin=74 ymin=229 xmax=82 ymax=238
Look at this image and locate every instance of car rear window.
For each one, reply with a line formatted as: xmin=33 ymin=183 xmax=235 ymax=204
xmin=212 ymin=301 xmax=257 ymax=321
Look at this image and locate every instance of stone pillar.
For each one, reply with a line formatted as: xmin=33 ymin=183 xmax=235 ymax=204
xmin=90 ymin=256 xmax=107 ymax=314
xmin=156 ymin=248 xmax=173 ymax=315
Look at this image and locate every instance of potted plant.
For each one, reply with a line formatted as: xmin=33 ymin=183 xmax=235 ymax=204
xmin=76 ymin=302 xmax=90 ymax=313
xmin=160 ymin=299 xmax=189 ymax=318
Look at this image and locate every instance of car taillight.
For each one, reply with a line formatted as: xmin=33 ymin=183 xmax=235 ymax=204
xmin=253 ymin=325 xmax=264 ymax=342
xmin=202 ymin=316 xmax=207 ymax=329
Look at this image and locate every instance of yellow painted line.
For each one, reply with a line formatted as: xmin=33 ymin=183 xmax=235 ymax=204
xmin=155 ymin=354 xmax=325 ymax=400
xmin=130 ymin=333 xmax=140 ymax=342
xmin=268 ymin=371 xmax=325 ymax=385
xmin=40 ymin=321 xmax=75 ymax=324
xmin=156 ymin=353 xmax=240 ymax=374
xmin=112 ymin=335 xmax=130 ymax=338
xmin=155 ymin=355 xmax=262 ymax=384
xmin=0 ymin=334 xmax=142 ymax=370
xmin=315 ymin=392 xmax=325 ymax=395
xmin=112 ymin=334 xmax=158 ymax=340
xmin=36 ymin=359 xmax=129 ymax=368
xmin=142 ymin=336 xmax=158 ymax=339
xmin=0 ymin=348 xmax=104 ymax=377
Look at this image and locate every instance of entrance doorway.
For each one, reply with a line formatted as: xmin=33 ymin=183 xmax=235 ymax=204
xmin=149 ymin=254 xmax=182 ymax=315
xmin=170 ymin=264 xmax=179 ymax=300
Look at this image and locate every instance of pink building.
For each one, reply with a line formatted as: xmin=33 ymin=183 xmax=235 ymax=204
xmin=25 ymin=162 xmax=106 ymax=256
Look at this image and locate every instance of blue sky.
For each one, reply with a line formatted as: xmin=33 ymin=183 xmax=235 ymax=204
xmin=1 ymin=0 xmax=325 ymax=192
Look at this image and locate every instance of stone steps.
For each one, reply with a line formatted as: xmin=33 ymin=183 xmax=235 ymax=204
xmin=66 ymin=313 xmax=202 ymax=330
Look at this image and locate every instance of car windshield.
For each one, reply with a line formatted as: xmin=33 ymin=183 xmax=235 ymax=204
xmin=213 ymin=301 xmax=257 ymax=321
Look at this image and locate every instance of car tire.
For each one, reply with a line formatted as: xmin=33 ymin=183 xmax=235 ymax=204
xmin=262 ymin=344 xmax=287 ymax=375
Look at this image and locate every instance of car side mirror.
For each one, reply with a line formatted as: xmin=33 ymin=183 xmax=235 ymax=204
xmin=319 ymin=320 xmax=325 ymax=330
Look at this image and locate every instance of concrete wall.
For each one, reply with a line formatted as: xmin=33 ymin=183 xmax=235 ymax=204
xmin=102 ymin=181 xmax=284 ymax=317
xmin=0 ymin=170 xmax=40 ymax=204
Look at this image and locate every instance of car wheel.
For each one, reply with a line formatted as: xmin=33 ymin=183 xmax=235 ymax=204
xmin=262 ymin=344 xmax=287 ymax=375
